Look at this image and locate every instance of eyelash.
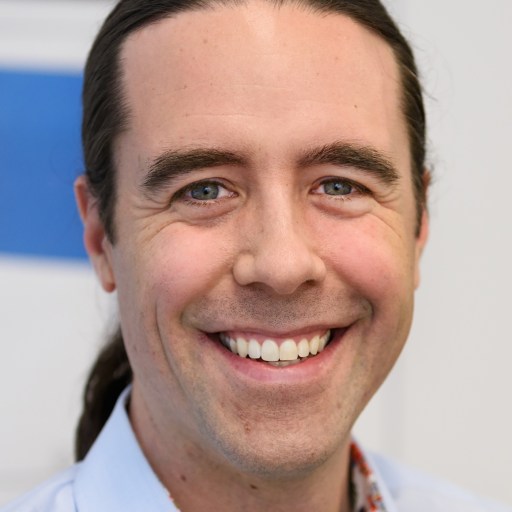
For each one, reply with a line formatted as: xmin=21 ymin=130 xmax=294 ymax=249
xmin=171 ymin=177 xmax=370 ymax=207
xmin=172 ymin=180 xmax=234 ymax=206
xmin=312 ymin=177 xmax=370 ymax=199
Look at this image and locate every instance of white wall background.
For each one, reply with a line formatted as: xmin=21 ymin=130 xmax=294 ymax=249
xmin=355 ymin=0 xmax=512 ymax=505
xmin=0 ymin=0 xmax=511 ymax=506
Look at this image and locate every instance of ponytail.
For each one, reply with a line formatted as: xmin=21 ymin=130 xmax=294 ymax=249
xmin=75 ymin=327 xmax=132 ymax=460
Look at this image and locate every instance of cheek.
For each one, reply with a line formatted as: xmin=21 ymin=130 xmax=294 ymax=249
xmin=139 ymin=225 xmax=234 ymax=314
xmin=324 ymin=218 xmax=417 ymax=375
xmin=112 ymin=227 xmax=232 ymax=382
xmin=320 ymin=216 xmax=417 ymax=303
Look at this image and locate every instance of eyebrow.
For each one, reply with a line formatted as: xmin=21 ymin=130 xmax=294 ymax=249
xmin=142 ymin=148 xmax=246 ymax=194
xmin=141 ymin=141 xmax=400 ymax=195
xmin=298 ymin=142 xmax=400 ymax=185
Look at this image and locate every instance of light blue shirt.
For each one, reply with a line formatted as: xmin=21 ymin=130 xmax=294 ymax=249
xmin=2 ymin=388 xmax=510 ymax=512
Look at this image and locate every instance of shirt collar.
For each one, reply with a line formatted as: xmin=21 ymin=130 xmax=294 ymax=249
xmin=350 ymin=440 xmax=398 ymax=512
xmin=74 ymin=387 xmax=178 ymax=512
xmin=73 ymin=389 xmax=396 ymax=512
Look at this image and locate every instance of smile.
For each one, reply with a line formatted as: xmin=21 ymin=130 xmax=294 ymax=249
xmin=218 ymin=330 xmax=333 ymax=367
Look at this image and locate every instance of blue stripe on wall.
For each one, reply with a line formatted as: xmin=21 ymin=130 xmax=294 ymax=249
xmin=0 ymin=69 xmax=87 ymax=260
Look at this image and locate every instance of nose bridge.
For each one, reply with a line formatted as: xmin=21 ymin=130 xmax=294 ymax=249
xmin=233 ymin=188 xmax=326 ymax=294
xmin=263 ymin=188 xmax=299 ymax=242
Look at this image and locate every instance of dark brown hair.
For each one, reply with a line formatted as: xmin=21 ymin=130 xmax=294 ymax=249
xmin=76 ymin=0 xmax=427 ymax=460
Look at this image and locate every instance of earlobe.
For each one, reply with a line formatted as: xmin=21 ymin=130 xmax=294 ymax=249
xmin=74 ymin=176 xmax=116 ymax=293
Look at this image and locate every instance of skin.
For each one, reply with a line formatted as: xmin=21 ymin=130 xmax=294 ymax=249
xmin=76 ymin=2 xmax=428 ymax=511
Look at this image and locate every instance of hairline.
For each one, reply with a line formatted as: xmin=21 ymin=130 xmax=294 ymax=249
xmin=104 ymin=0 xmax=425 ymax=242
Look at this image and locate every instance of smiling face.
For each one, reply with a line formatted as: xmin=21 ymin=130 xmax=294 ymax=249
xmin=79 ymin=0 xmax=427 ymax=487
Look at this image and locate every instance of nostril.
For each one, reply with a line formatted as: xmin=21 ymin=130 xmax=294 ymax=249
xmin=232 ymin=250 xmax=326 ymax=295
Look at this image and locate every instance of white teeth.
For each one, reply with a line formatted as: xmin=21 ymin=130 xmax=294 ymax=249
xmin=261 ymin=339 xmax=279 ymax=362
xmin=220 ymin=330 xmax=332 ymax=364
xmin=280 ymin=339 xmax=298 ymax=361
xmin=268 ymin=358 xmax=302 ymax=367
xmin=297 ymin=338 xmax=310 ymax=358
xmin=309 ymin=335 xmax=320 ymax=355
xmin=318 ymin=331 xmax=329 ymax=352
xmin=237 ymin=337 xmax=248 ymax=358
xmin=248 ymin=339 xmax=261 ymax=359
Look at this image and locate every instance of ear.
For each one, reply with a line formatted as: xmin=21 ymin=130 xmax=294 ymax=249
xmin=413 ymin=171 xmax=430 ymax=289
xmin=74 ymin=176 xmax=116 ymax=293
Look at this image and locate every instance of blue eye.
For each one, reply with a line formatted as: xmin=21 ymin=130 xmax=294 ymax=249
xmin=322 ymin=180 xmax=354 ymax=196
xmin=174 ymin=180 xmax=235 ymax=205
xmin=188 ymin=182 xmax=221 ymax=200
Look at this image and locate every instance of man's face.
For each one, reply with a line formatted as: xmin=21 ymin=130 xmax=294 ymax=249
xmin=87 ymin=2 xmax=427 ymax=477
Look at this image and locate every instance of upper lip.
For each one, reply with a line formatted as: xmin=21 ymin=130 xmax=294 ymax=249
xmin=206 ymin=324 xmax=348 ymax=339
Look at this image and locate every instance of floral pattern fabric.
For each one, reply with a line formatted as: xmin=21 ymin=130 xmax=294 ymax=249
xmin=350 ymin=441 xmax=387 ymax=512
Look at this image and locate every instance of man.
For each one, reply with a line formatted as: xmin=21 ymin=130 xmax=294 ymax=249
xmin=2 ymin=1 xmax=509 ymax=511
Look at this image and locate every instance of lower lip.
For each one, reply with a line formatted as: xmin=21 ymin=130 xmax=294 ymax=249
xmin=204 ymin=328 xmax=349 ymax=385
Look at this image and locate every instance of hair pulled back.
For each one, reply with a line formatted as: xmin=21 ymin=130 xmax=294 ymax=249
xmin=76 ymin=0 xmax=427 ymax=460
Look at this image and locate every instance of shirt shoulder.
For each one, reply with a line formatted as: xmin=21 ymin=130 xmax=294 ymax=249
xmin=370 ymin=452 xmax=512 ymax=512
xmin=0 ymin=466 xmax=79 ymax=512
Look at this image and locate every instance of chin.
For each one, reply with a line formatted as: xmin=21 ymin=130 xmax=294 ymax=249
xmin=196 ymin=405 xmax=352 ymax=481
xmin=218 ymin=437 xmax=337 ymax=480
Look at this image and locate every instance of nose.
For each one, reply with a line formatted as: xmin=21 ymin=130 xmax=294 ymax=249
xmin=232 ymin=203 xmax=327 ymax=295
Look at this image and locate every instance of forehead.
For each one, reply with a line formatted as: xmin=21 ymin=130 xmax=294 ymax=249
xmin=119 ymin=1 xmax=408 ymax=171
